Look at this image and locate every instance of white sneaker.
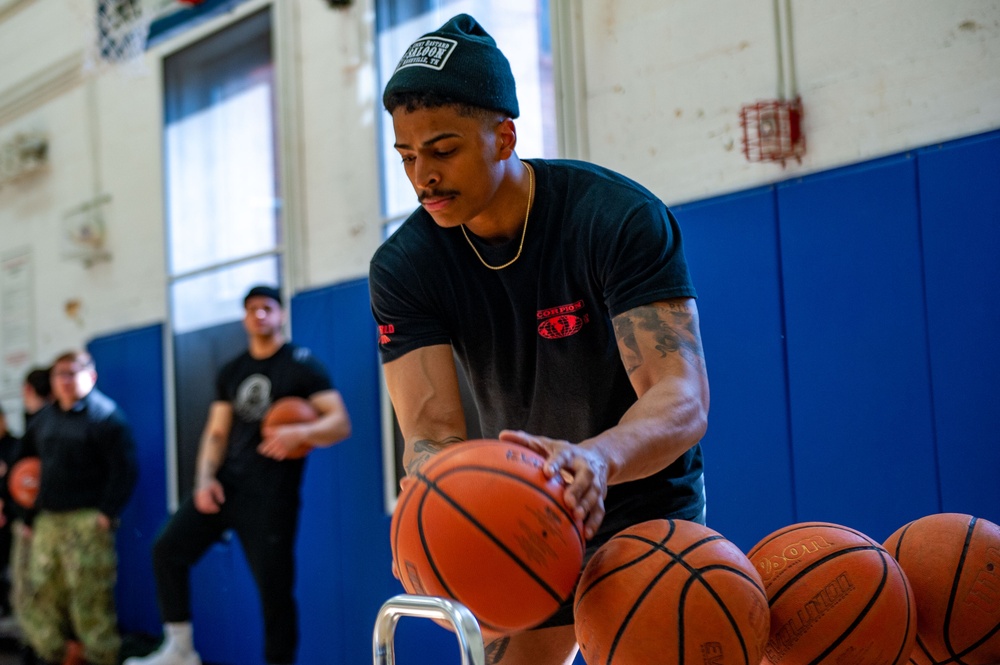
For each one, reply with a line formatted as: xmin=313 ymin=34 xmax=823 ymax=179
xmin=123 ymin=642 xmax=202 ymax=665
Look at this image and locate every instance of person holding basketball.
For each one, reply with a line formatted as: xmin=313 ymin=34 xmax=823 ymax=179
xmin=370 ymin=14 xmax=709 ymax=665
xmin=126 ymin=286 xmax=352 ymax=665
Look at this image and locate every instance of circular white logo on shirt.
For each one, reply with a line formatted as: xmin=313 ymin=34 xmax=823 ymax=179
xmin=235 ymin=373 xmax=272 ymax=422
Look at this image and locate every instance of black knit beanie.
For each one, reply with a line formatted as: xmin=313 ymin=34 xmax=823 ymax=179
xmin=244 ymin=285 xmax=282 ymax=306
xmin=383 ymin=14 xmax=519 ymax=118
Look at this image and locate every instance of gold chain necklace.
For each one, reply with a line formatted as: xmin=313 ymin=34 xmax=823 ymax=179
xmin=461 ymin=161 xmax=534 ymax=270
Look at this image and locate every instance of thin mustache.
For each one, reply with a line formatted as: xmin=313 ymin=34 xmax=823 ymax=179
xmin=419 ymin=189 xmax=460 ymax=203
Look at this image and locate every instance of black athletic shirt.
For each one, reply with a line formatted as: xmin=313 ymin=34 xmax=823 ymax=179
xmin=215 ymin=343 xmax=333 ymax=496
xmin=370 ymin=159 xmax=706 ymax=544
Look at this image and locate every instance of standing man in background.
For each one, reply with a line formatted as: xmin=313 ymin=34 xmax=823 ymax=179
xmin=127 ymin=285 xmax=352 ymax=665
xmin=19 ymin=351 xmax=139 ymax=665
xmin=371 ymin=15 xmax=709 ymax=664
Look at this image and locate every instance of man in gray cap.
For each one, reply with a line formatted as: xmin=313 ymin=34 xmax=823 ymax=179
xmin=371 ymin=14 xmax=710 ymax=665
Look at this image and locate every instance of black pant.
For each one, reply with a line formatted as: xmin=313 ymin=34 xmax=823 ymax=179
xmin=151 ymin=483 xmax=301 ymax=664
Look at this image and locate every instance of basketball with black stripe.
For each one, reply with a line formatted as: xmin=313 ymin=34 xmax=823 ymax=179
xmin=748 ymin=521 xmax=917 ymax=665
xmin=390 ymin=439 xmax=585 ymax=634
xmin=883 ymin=513 xmax=1000 ymax=665
xmin=574 ymin=519 xmax=770 ymax=665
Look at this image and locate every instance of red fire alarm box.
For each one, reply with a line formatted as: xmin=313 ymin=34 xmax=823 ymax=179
xmin=740 ymin=97 xmax=805 ymax=165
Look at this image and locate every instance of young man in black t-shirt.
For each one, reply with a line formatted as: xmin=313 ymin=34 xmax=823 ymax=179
xmin=370 ymin=15 xmax=710 ymax=665
xmin=127 ymin=286 xmax=352 ymax=665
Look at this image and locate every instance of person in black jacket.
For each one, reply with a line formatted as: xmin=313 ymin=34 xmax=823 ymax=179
xmin=18 ymin=350 xmax=139 ymax=665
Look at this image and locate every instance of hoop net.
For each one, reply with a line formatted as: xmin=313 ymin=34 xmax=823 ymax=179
xmin=80 ymin=0 xmax=157 ymax=76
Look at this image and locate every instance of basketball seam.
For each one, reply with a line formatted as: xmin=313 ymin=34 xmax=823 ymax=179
xmin=943 ymin=516 xmax=975 ymax=660
xmin=432 ymin=464 xmax=586 ymax=545
xmin=419 ymin=471 xmax=574 ymax=605
xmin=803 ymin=546 xmax=891 ymax=665
xmin=679 ymin=565 xmax=762 ymax=665
xmin=574 ymin=523 xmax=680 ymax=609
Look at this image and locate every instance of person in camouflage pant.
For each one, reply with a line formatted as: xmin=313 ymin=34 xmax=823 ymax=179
xmin=17 ymin=351 xmax=138 ymax=665
xmin=21 ymin=511 xmax=120 ymax=664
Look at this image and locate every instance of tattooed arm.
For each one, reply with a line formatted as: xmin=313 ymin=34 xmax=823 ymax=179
xmin=502 ymin=297 xmax=708 ymax=539
xmin=605 ymin=298 xmax=709 ymax=480
xmin=382 ymin=344 xmax=468 ymax=480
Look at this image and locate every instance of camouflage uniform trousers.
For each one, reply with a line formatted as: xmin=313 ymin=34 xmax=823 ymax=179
xmin=20 ymin=509 xmax=121 ymax=665
xmin=10 ymin=519 xmax=34 ymax=635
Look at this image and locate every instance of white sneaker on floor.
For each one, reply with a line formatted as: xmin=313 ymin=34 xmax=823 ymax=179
xmin=123 ymin=642 xmax=202 ymax=665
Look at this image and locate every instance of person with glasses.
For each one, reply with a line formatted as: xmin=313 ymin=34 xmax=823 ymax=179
xmin=371 ymin=15 xmax=710 ymax=664
xmin=16 ymin=351 xmax=139 ymax=665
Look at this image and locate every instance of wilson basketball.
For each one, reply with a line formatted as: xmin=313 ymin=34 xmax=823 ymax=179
xmin=8 ymin=456 xmax=41 ymax=509
xmin=261 ymin=396 xmax=318 ymax=459
xmin=574 ymin=519 xmax=770 ymax=665
xmin=390 ymin=439 xmax=585 ymax=634
xmin=883 ymin=513 xmax=1000 ymax=665
xmin=748 ymin=522 xmax=917 ymax=665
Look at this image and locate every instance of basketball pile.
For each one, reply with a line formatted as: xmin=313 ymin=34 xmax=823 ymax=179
xmin=389 ymin=441 xmax=999 ymax=663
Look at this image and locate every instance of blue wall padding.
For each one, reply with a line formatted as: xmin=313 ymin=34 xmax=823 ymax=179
xmin=776 ymin=155 xmax=941 ymax=542
xmin=917 ymin=132 xmax=1000 ymax=525
xmin=676 ymin=187 xmax=797 ymax=552
xmin=291 ymin=279 xmax=405 ymax=665
xmin=87 ymin=323 xmax=168 ymax=636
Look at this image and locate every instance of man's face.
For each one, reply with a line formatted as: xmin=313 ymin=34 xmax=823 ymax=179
xmin=244 ymin=296 xmax=283 ymax=337
xmin=51 ymin=359 xmax=96 ymax=407
xmin=391 ymin=105 xmax=510 ymax=228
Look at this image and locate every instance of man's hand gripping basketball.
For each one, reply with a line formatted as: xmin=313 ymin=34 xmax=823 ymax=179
xmin=499 ymin=430 xmax=609 ymax=541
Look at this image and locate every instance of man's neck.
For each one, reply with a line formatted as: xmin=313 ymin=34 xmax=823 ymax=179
xmin=248 ymin=334 xmax=285 ymax=359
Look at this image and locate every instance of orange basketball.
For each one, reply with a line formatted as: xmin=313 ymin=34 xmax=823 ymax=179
xmin=261 ymin=396 xmax=318 ymax=459
xmin=883 ymin=513 xmax=1000 ymax=665
xmin=748 ymin=522 xmax=917 ymax=665
xmin=390 ymin=439 xmax=585 ymax=634
xmin=8 ymin=457 xmax=41 ymax=509
xmin=574 ymin=519 xmax=770 ymax=665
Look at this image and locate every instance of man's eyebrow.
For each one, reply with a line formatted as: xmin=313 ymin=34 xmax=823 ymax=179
xmin=394 ymin=132 xmax=461 ymax=151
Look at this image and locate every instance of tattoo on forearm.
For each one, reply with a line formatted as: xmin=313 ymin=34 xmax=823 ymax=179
xmin=614 ymin=303 xmax=705 ymax=374
xmin=613 ymin=317 xmax=642 ymax=374
xmin=485 ymin=636 xmax=510 ymax=663
xmin=405 ymin=436 xmax=465 ymax=476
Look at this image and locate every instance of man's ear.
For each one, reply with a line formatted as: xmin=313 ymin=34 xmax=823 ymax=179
xmin=495 ymin=117 xmax=517 ymax=160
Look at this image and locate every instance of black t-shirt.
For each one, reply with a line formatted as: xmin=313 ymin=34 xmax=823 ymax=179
xmin=215 ymin=343 xmax=333 ymax=495
xmin=370 ymin=158 xmax=705 ymax=543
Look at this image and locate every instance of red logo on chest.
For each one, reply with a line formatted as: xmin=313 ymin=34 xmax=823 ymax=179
xmin=537 ymin=300 xmax=588 ymax=339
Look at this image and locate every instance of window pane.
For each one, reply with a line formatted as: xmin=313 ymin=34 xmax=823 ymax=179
xmin=170 ymin=256 xmax=279 ymax=335
xmin=163 ymin=10 xmax=278 ymax=276
xmin=376 ymin=0 xmax=554 ymax=220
